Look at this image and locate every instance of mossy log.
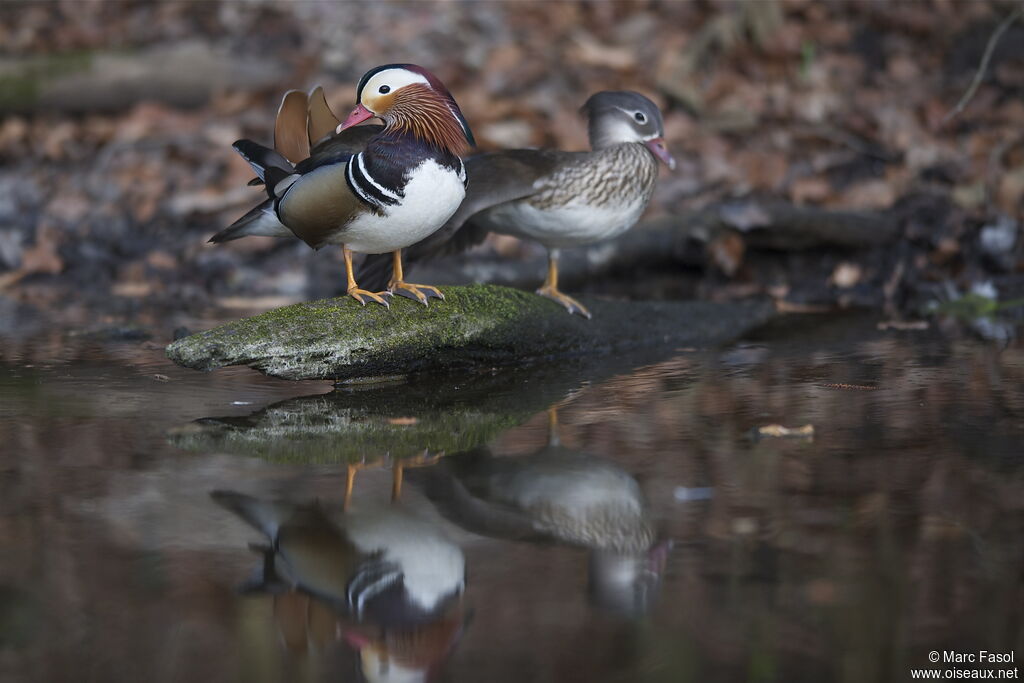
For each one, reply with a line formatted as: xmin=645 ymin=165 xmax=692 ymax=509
xmin=166 ymin=284 xmax=774 ymax=382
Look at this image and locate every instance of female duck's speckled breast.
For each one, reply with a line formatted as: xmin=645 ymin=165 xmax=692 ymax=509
xmin=477 ymin=143 xmax=658 ymax=248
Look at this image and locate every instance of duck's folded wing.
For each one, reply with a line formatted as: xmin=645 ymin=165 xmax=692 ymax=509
xmin=357 ymin=148 xmax=566 ymax=290
xmin=292 ymin=124 xmax=383 ymax=176
xmin=277 ymin=162 xmax=364 ymax=248
xmin=409 ymin=449 xmax=545 ymax=542
xmin=210 ymin=491 xmax=362 ymax=604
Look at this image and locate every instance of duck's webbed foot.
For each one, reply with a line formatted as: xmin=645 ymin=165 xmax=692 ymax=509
xmin=388 ymin=280 xmax=445 ymax=305
xmin=537 ymin=247 xmax=591 ymax=318
xmin=536 ymin=284 xmax=592 ymax=319
xmin=385 ymin=250 xmax=445 ymax=305
xmin=344 ymin=246 xmax=391 ymax=308
xmin=347 ymin=286 xmax=391 ymax=308
xmin=402 ymin=449 xmax=444 ymax=468
xmin=392 ymin=449 xmax=444 ymax=501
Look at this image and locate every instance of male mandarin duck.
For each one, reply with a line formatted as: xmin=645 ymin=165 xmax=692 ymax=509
xmin=211 ymin=490 xmax=465 ymax=630
xmin=210 ymin=65 xmax=474 ymax=307
xmin=359 ymin=91 xmax=675 ymax=318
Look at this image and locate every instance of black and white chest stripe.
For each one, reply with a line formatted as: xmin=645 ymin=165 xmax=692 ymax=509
xmin=345 ymin=152 xmax=468 ymax=212
xmin=345 ymin=152 xmax=402 ymax=211
xmin=456 ymin=157 xmax=467 ymax=186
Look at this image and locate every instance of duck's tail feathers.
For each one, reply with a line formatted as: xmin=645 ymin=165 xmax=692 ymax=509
xmin=209 ymin=200 xmax=291 ymax=243
xmin=210 ymin=490 xmax=284 ymax=539
xmin=232 ymin=139 xmax=295 ymax=196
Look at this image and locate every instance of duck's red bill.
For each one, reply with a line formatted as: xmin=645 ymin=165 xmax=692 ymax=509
xmin=644 ymin=137 xmax=677 ymax=170
xmin=337 ymin=103 xmax=375 ymax=133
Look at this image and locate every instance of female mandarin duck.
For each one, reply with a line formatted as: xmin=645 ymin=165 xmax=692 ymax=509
xmin=211 ymin=65 xmax=474 ymax=307
xmin=415 ymin=409 xmax=670 ymax=615
xmin=359 ymin=91 xmax=675 ymax=318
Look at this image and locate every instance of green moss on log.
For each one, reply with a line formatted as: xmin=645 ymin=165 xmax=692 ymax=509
xmin=169 ymin=396 xmax=522 ymax=464
xmin=167 ymin=372 xmax=561 ymax=464
xmin=166 ymin=284 xmax=774 ymax=381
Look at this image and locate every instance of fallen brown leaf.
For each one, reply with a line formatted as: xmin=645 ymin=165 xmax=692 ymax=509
xmin=756 ymin=423 xmax=815 ymax=439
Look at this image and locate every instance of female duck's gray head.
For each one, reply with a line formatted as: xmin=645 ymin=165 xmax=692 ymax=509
xmin=587 ymin=539 xmax=672 ymax=616
xmin=581 ymin=91 xmax=676 ymax=169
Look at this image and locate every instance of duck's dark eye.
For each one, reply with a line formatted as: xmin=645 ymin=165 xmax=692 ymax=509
xmin=634 ymin=112 xmax=647 ymax=123
xmin=378 ymin=85 xmax=391 ymax=94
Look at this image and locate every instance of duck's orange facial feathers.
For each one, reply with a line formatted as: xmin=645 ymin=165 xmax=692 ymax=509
xmin=340 ymin=64 xmax=474 ymax=153
xmin=386 ymin=84 xmax=473 ymax=154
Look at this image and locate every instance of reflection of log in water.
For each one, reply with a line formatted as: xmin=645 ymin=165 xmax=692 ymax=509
xmin=166 ymin=343 xmax=725 ymax=465
xmin=168 ymin=368 xmax=573 ymax=465
xmin=211 ymin=491 xmax=466 ymax=683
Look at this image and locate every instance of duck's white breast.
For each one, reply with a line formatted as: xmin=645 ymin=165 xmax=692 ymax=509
xmin=342 ymin=159 xmax=465 ymax=254
xmin=506 ymin=463 xmax=645 ymax=517
xmin=479 ymin=197 xmax=646 ymax=248
xmin=345 ymin=509 xmax=465 ymax=612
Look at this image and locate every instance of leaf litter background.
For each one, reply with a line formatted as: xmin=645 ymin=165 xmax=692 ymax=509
xmin=0 ymin=0 xmax=1022 ymax=339
xmin=1 ymin=5 xmax=1023 ymax=681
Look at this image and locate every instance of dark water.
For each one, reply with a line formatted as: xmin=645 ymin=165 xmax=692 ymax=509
xmin=1 ymin=317 xmax=1022 ymax=683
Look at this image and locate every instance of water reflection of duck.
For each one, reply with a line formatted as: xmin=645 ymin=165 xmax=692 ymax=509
xmin=211 ymin=491 xmax=465 ymax=682
xmin=418 ymin=408 xmax=669 ymax=615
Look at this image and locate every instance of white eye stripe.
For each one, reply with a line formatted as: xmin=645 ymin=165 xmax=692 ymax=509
xmin=362 ymin=69 xmax=430 ymax=99
xmin=617 ymin=107 xmax=648 ymax=123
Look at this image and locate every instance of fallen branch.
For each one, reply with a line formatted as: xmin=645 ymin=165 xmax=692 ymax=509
xmin=941 ymin=5 xmax=1024 ymax=126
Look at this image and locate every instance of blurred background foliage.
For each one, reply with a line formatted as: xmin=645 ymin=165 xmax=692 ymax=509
xmin=0 ymin=0 xmax=1022 ymax=337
